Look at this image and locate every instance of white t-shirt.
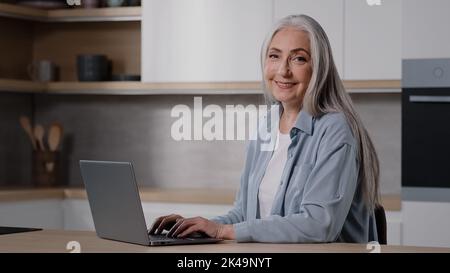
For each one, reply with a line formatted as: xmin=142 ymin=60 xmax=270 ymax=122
xmin=258 ymin=130 xmax=292 ymax=218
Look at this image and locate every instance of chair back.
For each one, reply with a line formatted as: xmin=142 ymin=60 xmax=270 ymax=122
xmin=374 ymin=205 xmax=387 ymax=245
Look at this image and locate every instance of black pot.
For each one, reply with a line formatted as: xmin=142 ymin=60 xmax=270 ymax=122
xmin=77 ymin=54 xmax=109 ymax=81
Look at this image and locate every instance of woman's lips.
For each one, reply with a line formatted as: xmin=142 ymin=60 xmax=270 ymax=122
xmin=274 ymin=80 xmax=298 ymax=89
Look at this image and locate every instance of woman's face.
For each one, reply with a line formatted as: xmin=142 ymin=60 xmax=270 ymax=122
xmin=264 ymin=27 xmax=313 ymax=109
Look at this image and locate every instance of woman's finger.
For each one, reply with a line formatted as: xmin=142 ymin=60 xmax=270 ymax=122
xmin=148 ymin=215 xmax=169 ymax=234
xmin=155 ymin=214 xmax=182 ymax=234
xmin=171 ymin=218 xmax=197 ymax=238
xmin=166 ymin=218 xmax=185 ymax=237
xmin=178 ymin=224 xmax=202 ymax=238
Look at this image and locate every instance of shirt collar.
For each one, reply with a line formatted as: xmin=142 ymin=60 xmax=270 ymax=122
xmin=293 ymin=109 xmax=314 ymax=136
xmin=278 ymin=103 xmax=314 ymax=136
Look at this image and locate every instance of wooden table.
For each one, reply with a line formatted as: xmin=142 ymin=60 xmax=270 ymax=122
xmin=0 ymin=230 xmax=449 ymax=253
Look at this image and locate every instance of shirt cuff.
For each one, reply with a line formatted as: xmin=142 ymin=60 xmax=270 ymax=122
xmin=208 ymin=217 xmax=223 ymax=224
xmin=233 ymin=221 xmax=252 ymax=242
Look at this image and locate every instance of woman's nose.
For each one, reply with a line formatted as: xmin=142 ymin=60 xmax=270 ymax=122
xmin=277 ymin=59 xmax=292 ymax=77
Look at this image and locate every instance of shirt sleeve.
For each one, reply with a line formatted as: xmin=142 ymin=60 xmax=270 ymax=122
xmin=233 ymin=142 xmax=359 ymax=243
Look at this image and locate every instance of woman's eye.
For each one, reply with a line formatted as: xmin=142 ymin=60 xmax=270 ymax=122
xmin=268 ymin=54 xmax=279 ymax=59
xmin=292 ymin=56 xmax=306 ymax=63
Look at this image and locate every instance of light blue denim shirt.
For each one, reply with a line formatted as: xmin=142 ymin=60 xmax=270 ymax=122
xmin=211 ymin=106 xmax=377 ymax=243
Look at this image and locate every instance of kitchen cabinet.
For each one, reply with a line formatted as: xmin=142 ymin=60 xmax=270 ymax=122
xmin=141 ymin=0 xmax=272 ymax=82
xmin=63 ymin=199 xmax=232 ymax=231
xmin=0 ymin=3 xmax=141 ymax=83
xmin=403 ymin=0 xmax=450 ymax=59
xmin=32 ymin=21 xmax=140 ymax=82
xmin=62 ymin=199 xmax=95 ymax=231
xmin=386 ymin=211 xmax=402 ymax=245
xmin=344 ymin=0 xmax=402 ymax=80
xmin=0 ymin=199 xmax=63 ymax=229
xmin=0 ymin=2 xmax=400 ymax=93
xmin=402 ymin=201 xmax=450 ymax=247
xmin=273 ymin=0 xmax=344 ymax=78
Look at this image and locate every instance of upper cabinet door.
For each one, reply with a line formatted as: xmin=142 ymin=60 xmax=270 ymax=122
xmin=142 ymin=0 xmax=272 ymax=82
xmin=403 ymin=0 xmax=450 ymax=59
xmin=344 ymin=0 xmax=402 ymax=80
xmin=274 ymin=0 xmax=344 ymax=78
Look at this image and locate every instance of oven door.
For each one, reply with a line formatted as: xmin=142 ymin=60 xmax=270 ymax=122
xmin=402 ymin=88 xmax=450 ymax=189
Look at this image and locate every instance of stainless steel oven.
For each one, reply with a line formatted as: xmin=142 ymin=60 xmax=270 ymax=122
xmin=402 ymin=59 xmax=450 ymax=201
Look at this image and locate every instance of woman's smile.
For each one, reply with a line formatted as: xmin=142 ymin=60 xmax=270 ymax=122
xmin=273 ymin=80 xmax=299 ymax=90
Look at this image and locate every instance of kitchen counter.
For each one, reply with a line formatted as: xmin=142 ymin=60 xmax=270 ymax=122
xmin=0 ymin=187 xmax=235 ymax=205
xmin=0 ymin=229 xmax=447 ymax=253
xmin=0 ymin=188 xmax=402 ymax=210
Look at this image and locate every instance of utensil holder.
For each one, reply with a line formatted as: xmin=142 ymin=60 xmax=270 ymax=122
xmin=32 ymin=151 xmax=60 ymax=187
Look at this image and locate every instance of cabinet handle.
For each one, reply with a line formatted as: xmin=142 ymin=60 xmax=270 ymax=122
xmin=409 ymin=95 xmax=450 ymax=103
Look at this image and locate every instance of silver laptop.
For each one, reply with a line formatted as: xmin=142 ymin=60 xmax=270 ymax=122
xmin=79 ymin=160 xmax=222 ymax=246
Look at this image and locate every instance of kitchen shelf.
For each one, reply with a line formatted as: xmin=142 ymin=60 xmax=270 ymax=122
xmin=0 ymin=79 xmax=401 ymax=95
xmin=344 ymin=80 xmax=401 ymax=90
xmin=0 ymin=78 xmax=44 ymax=93
xmin=0 ymin=2 xmax=46 ymax=21
xmin=45 ymin=81 xmax=264 ymax=95
xmin=0 ymin=3 xmax=141 ymax=22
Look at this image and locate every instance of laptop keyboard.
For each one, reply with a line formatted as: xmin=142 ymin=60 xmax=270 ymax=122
xmin=149 ymin=234 xmax=187 ymax=242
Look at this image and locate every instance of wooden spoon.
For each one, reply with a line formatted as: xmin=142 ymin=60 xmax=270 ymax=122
xmin=19 ymin=116 xmax=37 ymax=150
xmin=46 ymin=122 xmax=63 ymax=173
xmin=33 ymin=124 xmax=46 ymax=151
xmin=48 ymin=122 xmax=63 ymax=152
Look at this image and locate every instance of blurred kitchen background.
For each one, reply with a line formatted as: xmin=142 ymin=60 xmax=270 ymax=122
xmin=0 ymin=0 xmax=449 ymax=247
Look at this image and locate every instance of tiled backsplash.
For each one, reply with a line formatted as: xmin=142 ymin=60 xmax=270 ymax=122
xmin=1 ymin=92 xmax=401 ymax=194
xmin=352 ymin=93 xmax=402 ymax=194
xmin=34 ymin=94 xmax=263 ymax=190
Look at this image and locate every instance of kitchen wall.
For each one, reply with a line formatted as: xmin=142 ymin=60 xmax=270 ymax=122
xmin=352 ymin=93 xmax=401 ymax=194
xmin=0 ymin=93 xmax=33 ymax=187
xmin=32 ymin=92 xmax=401 ymax=195
xmin=34 ymin=94 xmax=261 ymax=189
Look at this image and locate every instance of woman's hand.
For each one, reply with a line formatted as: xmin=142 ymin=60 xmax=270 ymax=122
xmin=167 ymin=217 xmax=235 ymax=240
xmin=148 ymin=214 xmax=184 ymax=235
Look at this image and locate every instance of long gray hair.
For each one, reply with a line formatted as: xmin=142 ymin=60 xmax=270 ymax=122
xmin=261 ymin=14 xmax=380 ymax=211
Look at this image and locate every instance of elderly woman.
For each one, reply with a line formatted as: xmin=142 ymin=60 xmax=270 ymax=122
xmin=149 ymin=14 xmax=380 ymax=243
